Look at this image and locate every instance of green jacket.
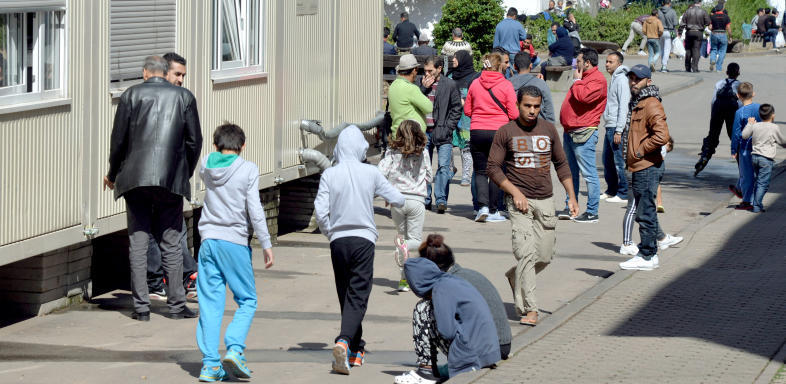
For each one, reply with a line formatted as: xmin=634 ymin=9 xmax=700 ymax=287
xmin=388 ymin=77 xmax=433 ymax=137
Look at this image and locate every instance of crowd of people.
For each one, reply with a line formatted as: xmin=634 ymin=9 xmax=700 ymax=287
xmin=101 ymin=2 xmax=784 ymax=383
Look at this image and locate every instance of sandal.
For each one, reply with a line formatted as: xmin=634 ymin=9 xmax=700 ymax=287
xmin=520 ymin=312 xmax=538 ymax=326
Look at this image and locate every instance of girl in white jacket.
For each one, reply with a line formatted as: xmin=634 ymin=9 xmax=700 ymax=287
xmin=378 ymin=120 xmax=433 ymax=292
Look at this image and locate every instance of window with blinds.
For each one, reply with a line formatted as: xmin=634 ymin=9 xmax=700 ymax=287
xmin=110 ymin=0 xmax=176 ymax=85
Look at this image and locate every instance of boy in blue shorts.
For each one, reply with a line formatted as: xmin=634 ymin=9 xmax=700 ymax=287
xmin=730 ymin=82 xmax=759 ymax=211
xmin=196 ymin=123 xmax=275 ymax=382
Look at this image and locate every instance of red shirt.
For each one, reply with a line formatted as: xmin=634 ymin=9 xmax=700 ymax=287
xmin=559 ymin=66 xmax=608 ymax=131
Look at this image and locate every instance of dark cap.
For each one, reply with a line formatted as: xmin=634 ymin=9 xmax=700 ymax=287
xmin=628 ymin=64 xmax=652 ymax=79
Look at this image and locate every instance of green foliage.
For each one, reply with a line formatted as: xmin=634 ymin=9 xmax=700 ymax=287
xmin=724 ymin=0 xmax=770 ymax=40
xmin=433 ymin=0 xmax=505 ymax=68
xmin=384 ymin=16 xmax=393 ymax=44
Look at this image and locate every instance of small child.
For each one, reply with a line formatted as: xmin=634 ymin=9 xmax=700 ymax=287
xmin=730 ymin=82 xmax=760 ymax=211
xmin=314 ymin=125 xmax=405 ymax=375
xmin=196 ymin=123 xmax=274 ymax=382
xmin=742 ymin=104 xmax=785 ymax=213
xmin=377 ymin=120 xmax=432 ymax=292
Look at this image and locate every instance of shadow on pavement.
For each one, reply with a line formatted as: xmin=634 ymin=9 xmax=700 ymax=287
xmin=576 ymin=268 xmax=614 ymax=278
xmin=609 ymin=167 xmax=786 ymax=359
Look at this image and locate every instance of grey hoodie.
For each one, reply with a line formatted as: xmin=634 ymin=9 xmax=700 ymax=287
xmin=658 ymin=5 xmax=678 ymax=31
xmin=602 ymin=64 xmax=631 ymax=133
xmin=198 ymin=154 xmax=272 ymax=250
xmin=314 ymin=126 xmax=405 ymax=243
xmin=405 ymin=258 xmax=501 ymax=378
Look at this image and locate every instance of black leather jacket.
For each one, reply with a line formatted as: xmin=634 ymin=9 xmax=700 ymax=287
xmin=108 ymin=76 xmax=203 ymax=200
xmin=419 ymin=75 xmax=462 ymax=146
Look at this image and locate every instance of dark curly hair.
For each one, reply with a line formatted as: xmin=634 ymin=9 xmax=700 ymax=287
xmin=418 ymin=234 xmax=455 ymax=272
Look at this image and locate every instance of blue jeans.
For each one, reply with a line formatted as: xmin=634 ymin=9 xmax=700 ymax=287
xmin=764 ymin=28 xmax=780 ymax=47
xmin=426 ymin=132 xmax=454 ymax=206
xmin=752 ymin=154 xmax=773 ymax=212
xmin=196 ymin=239 xmax=257 ymax=368
xmin=631 ymin=162 xmax=664 ymax=258
xmin=601 ymin=128 xmax=628 ymax=199
xmin=737 ymin=142 xmax=754 ymax=203
xmin=709 ymin=33 xmax=727 ymax=71
xmin=647 ymin=39 xmax=660 ymax=67
xmin=563 ymin=130 xmax=600 ymax=215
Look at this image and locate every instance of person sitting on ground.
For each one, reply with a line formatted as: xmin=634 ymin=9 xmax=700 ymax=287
xmin=541 ymin=27 xmax=574 ymax=77
xmin=520 ymin=33 xmax=541 ymax=68
xmin=742 ymin=104 xmax=786 ymax=213
xmin=547 ymin=22 xmax=560 ymax=46
xmin=412 ymin=34 xmax=438 ymax=56
xmin=384 ymin=27 xmax=397 ymax=55
xmin=394 ymin=234 xmax=511 ymax=384
xmin=563 ymin=10 xmax=581 ymax=41
xmin=763 ymin=9 xmax=780 ymax=48
xmin=397 ymin=257 xmax=500 ymax=383
xmin=441 ymin=27 xmax=472 ymax=57
xmin=509 ymin=53 xmax=555 ymax=123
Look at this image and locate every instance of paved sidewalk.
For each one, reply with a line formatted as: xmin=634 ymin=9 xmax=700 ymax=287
xmin=468 ymin=166 xmax=786 ymax=384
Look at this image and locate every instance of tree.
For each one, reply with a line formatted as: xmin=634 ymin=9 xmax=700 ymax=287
xmin=432 ymin=0 xmax=505 ymax=67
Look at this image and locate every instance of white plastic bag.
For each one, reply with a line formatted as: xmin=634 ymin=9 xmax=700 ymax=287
xmin=777 ymin=32 xmax=785 ymax=48
xmin=672 ymin=36 xmax=686 ymax=58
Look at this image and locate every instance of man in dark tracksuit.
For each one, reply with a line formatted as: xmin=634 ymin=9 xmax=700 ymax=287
xmin=679 ymin=0 xmax=710 ymax=73
xmin=420 ymin=56 xmax=463 ymax=213
xmin=392 ymin=12 xmax=421 ymax=52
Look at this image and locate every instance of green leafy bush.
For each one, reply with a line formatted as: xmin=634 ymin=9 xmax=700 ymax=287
xmin=724 ymin=0 xmax=770 ymax=40
xmin=433 ymin=0 xmax=505 ymax=68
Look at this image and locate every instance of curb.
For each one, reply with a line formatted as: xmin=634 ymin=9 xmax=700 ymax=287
xmin=659 ymin=72 xmax=703 ymax=96
xmin=449 ymin=159 xmax=786 ymax=381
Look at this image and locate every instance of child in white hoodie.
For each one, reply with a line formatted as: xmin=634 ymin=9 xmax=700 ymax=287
xmin=314 ymin=125 xmax=405 ymax=375
xmin=378 ymin=120 xmax=433 ymax=292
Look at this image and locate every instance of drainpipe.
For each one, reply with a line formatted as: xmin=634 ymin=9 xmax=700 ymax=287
xmin=299 ymin=148 xmax=332 ymax=171
xmin=299 ymin=111 xmax=385 ymax=141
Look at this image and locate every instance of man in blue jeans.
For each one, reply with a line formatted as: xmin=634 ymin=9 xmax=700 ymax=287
xmin=620 ymin=65 xmax=670 ymax=271
xmin=601 ymin=52 xmax=630 ymax=204
xmin=420 ymin=56 xmax=463 ymax=213
xmin=493 ymin=7 xmax=527 ymax=78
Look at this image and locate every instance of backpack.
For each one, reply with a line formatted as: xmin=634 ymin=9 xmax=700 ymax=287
xmin=714 ymin=79 xmax=738 ymax=110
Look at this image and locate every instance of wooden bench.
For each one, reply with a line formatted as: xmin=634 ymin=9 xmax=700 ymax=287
xmin=582 ymin=40 xmax=621 ymax=55
xmin=544 ymin=65 xmax=574 ymax=92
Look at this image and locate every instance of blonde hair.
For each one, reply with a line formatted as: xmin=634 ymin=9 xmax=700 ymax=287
xmin=482 ymin=52 xmax=505 ymax=73
xmin=391 ymin=120 xmax=427 ymax=156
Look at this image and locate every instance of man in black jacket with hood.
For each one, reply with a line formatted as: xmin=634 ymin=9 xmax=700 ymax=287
xmin=420 ymin=56 xmax=462 ymax=213
xmin=104 ymin=55 xmax=203 ymax=321
xmin=392 ymin=12 xmax=421 ymax=52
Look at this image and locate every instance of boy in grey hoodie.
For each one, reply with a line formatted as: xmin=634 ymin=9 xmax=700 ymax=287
xmin=314 ymin=126 xmax=405 ymax=375
xmin=196 ymin=123 xmax=274 ymax=382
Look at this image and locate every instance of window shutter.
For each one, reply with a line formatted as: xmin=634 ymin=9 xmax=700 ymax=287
xmin=0 ymin=1 xmax=66 ymax=12
xmin=110 ymin=0 xmax=176 ymax=82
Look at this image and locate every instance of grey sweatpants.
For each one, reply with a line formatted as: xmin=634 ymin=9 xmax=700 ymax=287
xmin=392 ymin=198 xmax=426 ymax=279
xmin=622 ymin=21 xmax=647 ymax=52
xmin=125 ymin=187 xmax=186 ymax=313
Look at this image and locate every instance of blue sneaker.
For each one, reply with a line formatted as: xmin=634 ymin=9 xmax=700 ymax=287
xmin=349 ymin=349 xmax=365 ymax=367
xmin=199 ymin=365 xmax=227 ymax=382
xmin=222 ymin=349 xmax=252 ymax=379
xmin=332 ymin=339 xmax=351 ymax=375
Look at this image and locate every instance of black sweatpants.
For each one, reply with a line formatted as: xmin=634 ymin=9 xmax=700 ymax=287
xmin=330 ymin=236 xmax=375 ymax=352
xmin=701 ymin=104 xmax=736 ymax=157
xmin=684 ymin=31 xmax=703 ymax=72
xmin=471 ymin=129 xmax=501 ymax=213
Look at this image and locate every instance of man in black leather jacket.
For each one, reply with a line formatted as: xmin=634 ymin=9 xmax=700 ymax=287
xmin=104 ymin=55 xmax=203 ymax=321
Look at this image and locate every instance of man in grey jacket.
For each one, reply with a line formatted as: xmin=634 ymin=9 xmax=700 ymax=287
xmin=509 ymin=52 xmax=555 ymax=123
xmin=601 ymin=52 xmax=630 ymax=204
xmin=657 ymin=0 xmax=678 ymax=72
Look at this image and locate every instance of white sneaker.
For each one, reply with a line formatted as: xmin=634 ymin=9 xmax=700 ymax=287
xmin=486 ymin=212 xmax=508 ymax=222
xmin=475 ymin=206 xmax=489 ymax=222
xmin=637 ymin=50 xmax=647 ymax=56
xmin=394 ymin=370 xmax=438 ymax=384
xmin=658 ymin=234 xmax=683 ymax=250
xmin=619 ymin=243 xmax=639 ymax=256
xmin=619 ymin=255 xmax=659 ymax=270
xmin=605 ymin=195 xmax=628 ymax=203
xmin=599 ymin=193 xmax=611 ymax=200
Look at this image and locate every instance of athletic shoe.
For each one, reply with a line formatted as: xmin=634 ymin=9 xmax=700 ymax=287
xmin=437 ymin=203 xmax=446 ymax=214
xmin=658 ymin=234 xmax=683 ymax=250
xmin=475 ymin=206 xmax=489 ymax=222
xmin=709 ymin=61 xmax=715 ymax=71
xmin=572 ymin=212 xmax=598 ymax=223
xmin=728 ymin=184 xmax=742 ymax=199
xmin=735 ymin=202 xmax=753 ymax=211
xmin=394 ymin=235 xmax=409 ymax=267
xmin=619 ymin=243 xmax=639 ymax=256
xmin=694 ymin=156 xmax=709 ymax=177
xmin=332 ymin=339 xmax=351 ymax=375
xmin=660 ymin=68 xmax=669 ymax=73
xmin=657 ymin=205 xmax=665 ymax=213
xmin=599 ymin=193 xmax=611 ymax=200
xmin=606 ymin=196 xmax=627 ymax=203
xmin=166 ymin=306 xmax=198 ymax=319
xmin=425 ymin=203 xmax=432 ymax=211
xmin=619 ymin=255 xmax=659 ymax=271
xmin=398 ymin=279 xmax=411 ymax=292
xmin=131 ymin=311 xmax=150 ymax=322
xmin=557 ymin=209 xmax=573 ymax=220
xmin=199 ymin=365 xmax=228 ymax=382
xmin=460 ymin=180 xmax=471 ymax=186
xmin=185 ymin=273 xmax=198 ymax=299
xmin=149 ymin=288 xmax=167 ymax=301
xmin=349 ymin=350 xmax=365 ymax=367
xmin=637 ymin=50 xmax=647 ymax=56
xmin=486 ymin=212 xmax=508 ymax=222
xmin=394 ymin=368 xmax=439 ymax=384
xmin=222 ymin=349 xmax=252 ymax=378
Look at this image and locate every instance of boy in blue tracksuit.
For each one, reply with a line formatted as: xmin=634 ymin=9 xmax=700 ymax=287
xmin=315 ymin=126 xmax=405 ymax=375
xmin=196 ymin=123 xmax=275 ymax=382
xmin=730 ymin=82 xmax=759 ymax=211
